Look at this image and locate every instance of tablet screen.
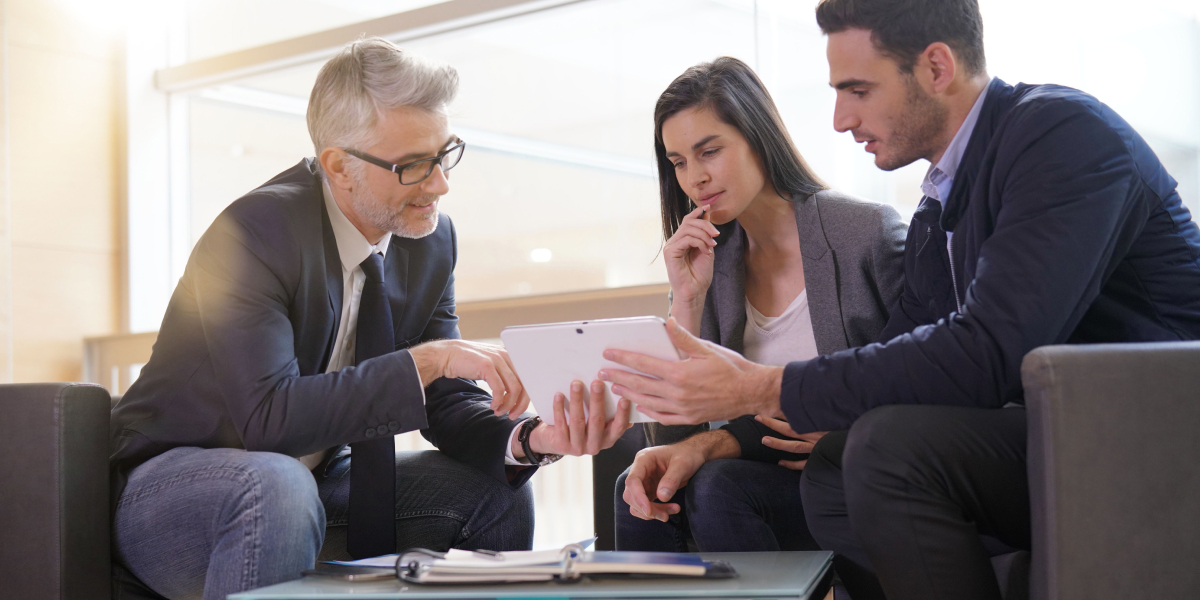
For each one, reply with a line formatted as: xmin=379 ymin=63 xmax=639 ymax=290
xmin=501 ymin=316 xmax=682 ymax=425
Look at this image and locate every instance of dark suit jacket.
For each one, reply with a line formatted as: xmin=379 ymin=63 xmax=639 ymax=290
xmin=781 ymin=78 xmax=1200 ymax=433
xmin=645 ymin=190 xmax=907 ymax=462
xmin=109 ymin=159 xmax=532 ymax=507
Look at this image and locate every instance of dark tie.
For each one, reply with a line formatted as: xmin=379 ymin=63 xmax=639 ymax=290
xmin=347 ymin=252 xmax=397 ymax=558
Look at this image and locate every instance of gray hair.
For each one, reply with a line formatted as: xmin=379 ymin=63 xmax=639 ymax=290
xmin=307 ymin=37 xmax=458 ymax=158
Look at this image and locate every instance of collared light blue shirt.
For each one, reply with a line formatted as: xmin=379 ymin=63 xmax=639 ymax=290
xmin=920 ymin=78 xmax=994 ymax=251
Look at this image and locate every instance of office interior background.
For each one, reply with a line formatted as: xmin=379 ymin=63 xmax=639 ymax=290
xmin=1 ymin=0 xmax=1196 ymax=548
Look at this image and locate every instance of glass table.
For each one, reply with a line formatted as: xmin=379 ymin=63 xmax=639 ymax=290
xmin=230 ymin=551 xmax=833 ymax=599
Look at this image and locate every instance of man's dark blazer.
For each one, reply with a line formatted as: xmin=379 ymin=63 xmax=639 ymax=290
xmin=109 ymin=158 xmax=532 ymax=505
xmin=781 ymin=78 xmax=1200 ymax=433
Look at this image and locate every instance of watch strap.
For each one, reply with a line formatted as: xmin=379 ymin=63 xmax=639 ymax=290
xmin=518 ymin=416 xmax=562 ymax=466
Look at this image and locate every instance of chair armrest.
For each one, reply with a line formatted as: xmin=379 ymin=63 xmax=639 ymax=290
xmin=1022 ymin=342 xmax=1200 ymax=600
xmin=0 ymin=383 xmax=112 ymax=600
xmin=592 ymin=424 xmax=646 ymax=550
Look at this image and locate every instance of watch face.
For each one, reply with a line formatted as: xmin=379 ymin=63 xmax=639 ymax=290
xmin=535 ymin=453 xmax=563 ymax=467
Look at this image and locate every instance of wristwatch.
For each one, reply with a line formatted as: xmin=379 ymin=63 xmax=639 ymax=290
xmin=517 ymin=416 xmax=562 ymax=466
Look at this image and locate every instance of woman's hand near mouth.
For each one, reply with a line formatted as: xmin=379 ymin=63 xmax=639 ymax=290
xmin=664 ymin=203 xmax=721 ymax=335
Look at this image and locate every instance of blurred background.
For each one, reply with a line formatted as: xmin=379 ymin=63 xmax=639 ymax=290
xmin=4 ymin=0 xmax=1196 ymax=547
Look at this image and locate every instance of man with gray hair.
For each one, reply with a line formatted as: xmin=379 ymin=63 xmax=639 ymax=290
xmin=109 ymin=38 xmax=630 ymax=600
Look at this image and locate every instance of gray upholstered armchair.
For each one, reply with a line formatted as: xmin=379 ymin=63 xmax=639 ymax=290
xmin=592 ymin=341 xmax=1200 ymax=600
xmin=1022 ymin=342 xmax=1200 ymax=600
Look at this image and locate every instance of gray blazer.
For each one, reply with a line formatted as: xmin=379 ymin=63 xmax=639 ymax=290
xmin=646 ymin=189 xmax=907 ymax=455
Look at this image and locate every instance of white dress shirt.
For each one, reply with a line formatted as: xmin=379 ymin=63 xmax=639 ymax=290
xmin=300 ymin=182 xmax=528 ymax=469
xmin=920 ymin=77 xmax=995 ymax=253
xmin=742 ymin=289 xmax=820 ymax=367
xmin=322 ymin=181 xmax=399 ymax=373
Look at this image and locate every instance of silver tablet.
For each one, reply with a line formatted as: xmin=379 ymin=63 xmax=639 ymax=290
xmin=500 ymin=316 xmax=683 ymax=425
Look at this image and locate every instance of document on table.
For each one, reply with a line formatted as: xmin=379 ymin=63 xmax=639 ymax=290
xmin=321 ymin=537 xmax=735 ymax=584
xmin=324 ymin=537 xmax=597 ymax=569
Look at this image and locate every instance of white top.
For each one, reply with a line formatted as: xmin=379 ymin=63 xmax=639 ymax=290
xmin=322 ymin=179 xmax=398 ymax=373
xmin=742 ymin=289 xmax=820 ymax=367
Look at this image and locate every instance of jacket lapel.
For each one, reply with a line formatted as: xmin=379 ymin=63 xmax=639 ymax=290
xmin=941 ymin=77 xmax=1011 ymax=234
xmin=796 ymin=194 xmax=850 ymax=354
xmin=710 ymin=222 xmax=747 ymax=354
xmin=321 ymin=202 xmax=344 ymax=323
xmin=317 ymin=174 xmax=344 ymax=371
xmin=385 ymin=242 xmax=411 ymax=346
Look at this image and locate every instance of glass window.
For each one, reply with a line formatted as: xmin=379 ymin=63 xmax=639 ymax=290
xmin=184 ymin=0 xmax=446 ymax=60
xmin=186 ymin=0 xmax=762 ymax=302
xmin=181 ymin=0 xmax=1200 ymax=306
xmin=181 ymin=0 xmax=1200 ymax=307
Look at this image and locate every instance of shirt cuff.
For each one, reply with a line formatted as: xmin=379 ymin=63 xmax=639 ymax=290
xmin=781 ymin=359 xmax=814 ymax=431
xmin=504 ymin=419 xmax=533 ymax=466
xmin=404 ymin=351 xmax=427 ymax=406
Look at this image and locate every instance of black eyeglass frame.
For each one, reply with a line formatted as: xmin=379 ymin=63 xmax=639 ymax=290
xmin=343 ymin=138 xmax=465 ymax=185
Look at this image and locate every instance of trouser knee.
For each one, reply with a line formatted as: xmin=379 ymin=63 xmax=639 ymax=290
xmin=683 ymin=460 xmax=742 ymax=521
xmin=418 ymin=451 xmax=534 ymax=551
xmin=233 ymin=452 xmax=326 ymax=553
xmin=798 ymin=431 xmax=849 ymax=551
xmin=803 ymin=430 xmax=849 ymax=488
xmin=842 ymin=406 xmax=932 ymax=503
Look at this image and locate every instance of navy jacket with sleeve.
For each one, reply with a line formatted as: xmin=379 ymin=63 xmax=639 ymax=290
xmin=782 ymin=78 xmax=1200 ymax=433
xmin=109 ymin=159 xmax=533 ymax=507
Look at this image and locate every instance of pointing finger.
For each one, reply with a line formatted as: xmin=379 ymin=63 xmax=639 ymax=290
xmin=664 ymin=317 xmax=708 ymax=357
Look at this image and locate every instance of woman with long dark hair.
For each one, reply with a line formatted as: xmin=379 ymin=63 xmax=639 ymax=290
xmin=615 ymin=57 xmax=907 ymax=551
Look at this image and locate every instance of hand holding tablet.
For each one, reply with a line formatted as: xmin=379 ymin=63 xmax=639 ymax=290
xmin=500 ymin=317 xmax=683 ymax=425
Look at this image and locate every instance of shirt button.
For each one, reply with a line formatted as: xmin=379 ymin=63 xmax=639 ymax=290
xmin=376 ymin=425 xmax=389 ymax=435
xmin=388 ymin=421 xmax=400 ymax=432
xmin=364 ymin=428 xmax=377 ymax=439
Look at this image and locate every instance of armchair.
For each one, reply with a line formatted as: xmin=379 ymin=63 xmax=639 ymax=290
xmin=1023 ymin=341 xmax=1200 ymax=600
xmin=0 ymin=383 xmax=111 ymax=600
xmin=592 ymin=341 xmax=1200 ymax=600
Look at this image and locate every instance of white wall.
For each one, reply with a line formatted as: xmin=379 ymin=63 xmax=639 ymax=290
xmin=4 ymin=0 xmax=123 ymax=382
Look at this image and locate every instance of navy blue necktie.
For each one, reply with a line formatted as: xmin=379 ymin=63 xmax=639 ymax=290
xmin=347 ymin=253 xmax=397 ymax=558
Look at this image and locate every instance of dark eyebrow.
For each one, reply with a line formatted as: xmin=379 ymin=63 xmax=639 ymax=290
xmin=832 ymin=78 xmax=873 ymax=90
xmin=692 ymin=134 xmax=721 ymax=151
xmin=389 ymin=136 xmax=459 ymax=164
xmin=664 ymin=134 xmax=723 ymax=158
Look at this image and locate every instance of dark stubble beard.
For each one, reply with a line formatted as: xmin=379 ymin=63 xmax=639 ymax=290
xmin=876 ymin=73 xmax=949 ymax=172
xmin=349 ymin=170 xmax=439 ymax=240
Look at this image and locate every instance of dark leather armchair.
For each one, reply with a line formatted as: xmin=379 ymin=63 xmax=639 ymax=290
xmin=0 ymin=383 xmax=111 ymax=600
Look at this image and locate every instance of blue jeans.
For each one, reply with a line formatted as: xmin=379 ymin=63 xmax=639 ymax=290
xmin=614 ymin=458 xmax=818 ymax=552
xmin=114 ymin=447 xmax=533 ymax=600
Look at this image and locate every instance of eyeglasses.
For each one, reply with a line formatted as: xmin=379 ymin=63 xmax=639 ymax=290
xmin=343 ymin=139 xmax=465 ymax=185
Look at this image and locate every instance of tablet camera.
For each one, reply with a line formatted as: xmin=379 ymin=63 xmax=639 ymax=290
xmin=576 ymin=328 xmax=584 ymax=334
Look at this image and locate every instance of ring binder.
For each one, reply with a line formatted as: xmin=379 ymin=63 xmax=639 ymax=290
xmin=391 ymin=544 xmax=730 ymax=585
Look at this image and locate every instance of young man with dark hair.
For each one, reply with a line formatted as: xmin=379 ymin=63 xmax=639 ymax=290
xmin=602 ymin=0 xmax=1200 ymax=598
